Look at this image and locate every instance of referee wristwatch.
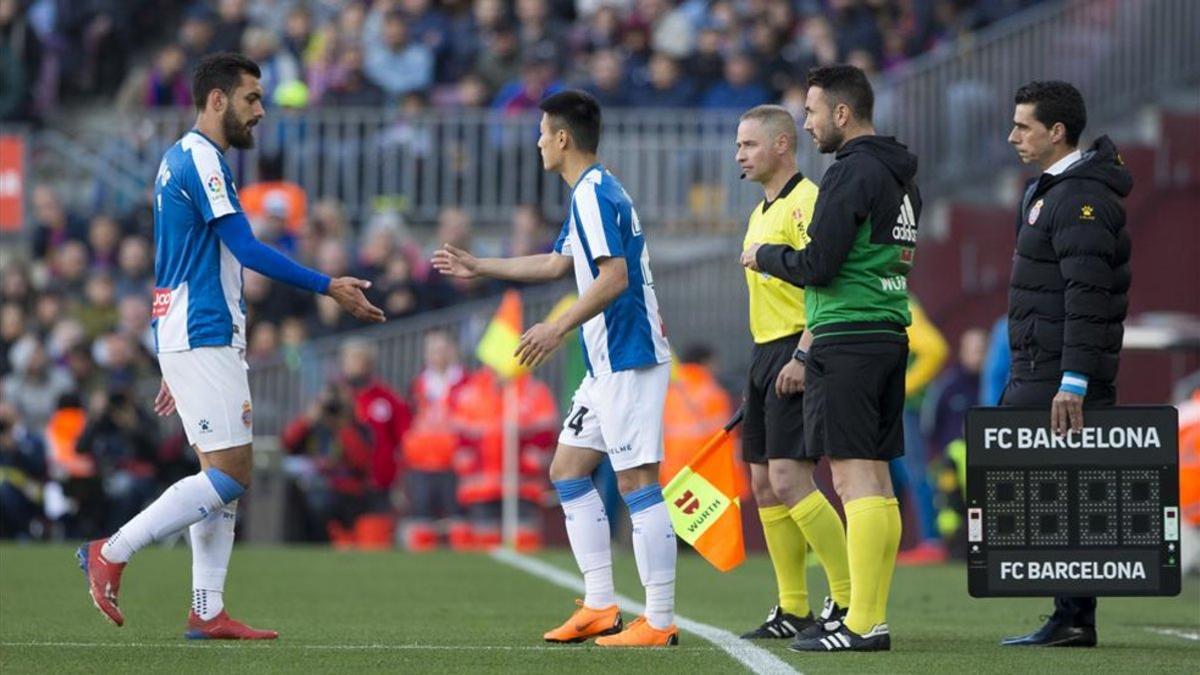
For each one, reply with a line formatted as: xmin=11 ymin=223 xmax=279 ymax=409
xmin=793 ymin=348 xmax=807 ymax=363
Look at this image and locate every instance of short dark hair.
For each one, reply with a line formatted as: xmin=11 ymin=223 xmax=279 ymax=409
xmin=806 ymin=64 xmax=874 ymax=122
xmin=192 ymin=52 xmax=261 ymax=111
xmin=538 ymin=89 xmax=602 ymax=154
xmin=1014 ymin=80 xmax=1087 ymax=146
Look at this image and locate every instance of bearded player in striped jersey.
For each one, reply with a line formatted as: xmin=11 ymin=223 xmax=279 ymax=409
xmin=77 ymin=52 xmax=383 ymax=638
xmin=432 ymin=90 xmax=677 ymax=647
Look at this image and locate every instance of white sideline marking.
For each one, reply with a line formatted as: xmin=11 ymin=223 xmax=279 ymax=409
xmin=490 ymin=549 xmax=800 ymax=675
xmin=1145 ymin=627 xmax=1200 ymax=642
xmin=0 ymin=641 xmax=718 ymax=652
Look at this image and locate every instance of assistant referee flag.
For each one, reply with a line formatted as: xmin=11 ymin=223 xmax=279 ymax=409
xmin=664 ymin=407 xmax=746 ymax=572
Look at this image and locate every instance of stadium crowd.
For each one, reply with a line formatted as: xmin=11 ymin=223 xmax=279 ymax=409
xmin=1 ymin=0 xmax=1047 ymax=550
xmin=3 ymin=0 xmax=1048 ymax=123
xmin=0 ymin=173 xmax=1018 ymax=559
xmin=0 ymin=178 xmax=565 ymax=544
xmin=1 ymin=202 xmax=997 ymax=560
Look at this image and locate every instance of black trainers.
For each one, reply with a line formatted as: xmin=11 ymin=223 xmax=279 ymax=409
xmin=739 ymin=606 xmax=815 ymax=639
xmin=793 ymin=596 xmax=848 ymax=641
xmin=790 ymin=623 xmax=891 ymax=652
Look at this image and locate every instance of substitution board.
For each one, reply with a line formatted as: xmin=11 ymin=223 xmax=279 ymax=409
xmin=966 ymin=406 xmax=1180 ymax=597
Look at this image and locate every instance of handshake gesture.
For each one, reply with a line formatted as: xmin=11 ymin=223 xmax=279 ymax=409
xmin=327 ymin=277 xmax=386 ymax=323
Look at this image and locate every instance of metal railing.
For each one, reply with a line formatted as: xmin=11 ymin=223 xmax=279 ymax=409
xmin=247 ymin=240 xmax=750 ymax=436
xmin=34 ymin=129 xmax=146 ymax=215
xmin=881 ymin=0 xmax=1200 ymax=194
xmin=43 ymin=0 xmax=1200 ymax=227
xmin=78 ymin=107 xmax=819 ymax=229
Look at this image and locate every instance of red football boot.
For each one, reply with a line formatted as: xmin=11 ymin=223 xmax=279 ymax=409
xmin=185 ymin=610 xmax=279 ymax=640
xmin=76 ymin=539 xmax=126 ymax=627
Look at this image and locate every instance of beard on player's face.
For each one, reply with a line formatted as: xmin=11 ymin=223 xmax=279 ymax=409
xmin=813 ymin=121 xmax=843 ymax=154
xmin=223 ymin=105 xmax=256 ymax=150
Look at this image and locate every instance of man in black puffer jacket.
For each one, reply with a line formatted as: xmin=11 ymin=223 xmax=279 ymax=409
xmin=1000 ymin=81 xmax=1133 ymax=648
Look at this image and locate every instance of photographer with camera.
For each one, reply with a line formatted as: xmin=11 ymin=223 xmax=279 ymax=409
xmin=76 ymin=385 xmax=161 ymax=533
xmin=280 ymin=384 xmax=375 ymax=544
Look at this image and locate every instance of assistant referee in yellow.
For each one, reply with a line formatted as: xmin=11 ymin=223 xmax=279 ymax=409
xmin=734 ymin=105 xmax=851 ymax=642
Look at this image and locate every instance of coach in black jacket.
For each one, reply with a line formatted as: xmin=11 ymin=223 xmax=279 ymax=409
xmin=1000 ymin=81 xmax=1132 ymax=648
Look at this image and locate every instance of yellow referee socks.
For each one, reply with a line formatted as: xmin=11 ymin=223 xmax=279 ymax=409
xmin=842 ymin=496 xmax=894 ymax=635
xmin=789 ymin=491 xmax=851 ymax=607
xmin=758 ymin=505 xmax=808 ymax=617
xmin=875 ymin=497 xmax=902 ymax=626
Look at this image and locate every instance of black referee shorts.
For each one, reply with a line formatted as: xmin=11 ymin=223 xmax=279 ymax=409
xmin=804 ymin=337 xmax=908 ymax=461
xmin=742 ymin=333 xmax=807 ymax=464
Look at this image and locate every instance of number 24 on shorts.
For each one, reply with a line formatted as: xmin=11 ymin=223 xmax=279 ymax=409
xmin=566 ymin=405 xmax=589 ymax=436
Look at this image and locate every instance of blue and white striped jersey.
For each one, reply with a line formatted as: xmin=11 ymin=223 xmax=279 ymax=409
xmin=554 ymin=164 xmax=671 ymax=375
xmin=151 ymin=130 xmax=247 ymax=353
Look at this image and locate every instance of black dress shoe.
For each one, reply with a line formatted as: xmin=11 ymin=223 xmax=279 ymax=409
xmin=1001 ymin=616 xmax=1097 ymax=647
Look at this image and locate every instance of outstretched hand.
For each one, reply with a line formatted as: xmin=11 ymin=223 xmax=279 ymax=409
xmin=327 ymin=277 xmax=386 ymax=323
xmin=430 ymin=244 xmax=480 ymax=279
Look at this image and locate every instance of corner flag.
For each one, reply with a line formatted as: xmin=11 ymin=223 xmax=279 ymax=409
xmin=663 ymin=406 xmax=746 ymax=572
xmin=476 ymin=290 xmax=524 ymax=379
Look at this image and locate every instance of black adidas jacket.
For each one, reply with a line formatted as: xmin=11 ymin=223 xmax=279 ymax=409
xmin=1007 ymin=135 xmax=1133 ymax=386
xmin=755 ymin=135 xmax=921 ymax=331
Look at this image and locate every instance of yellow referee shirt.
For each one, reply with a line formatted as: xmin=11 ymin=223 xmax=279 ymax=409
xmin=744 ymin=172 xmax=819 ymax=344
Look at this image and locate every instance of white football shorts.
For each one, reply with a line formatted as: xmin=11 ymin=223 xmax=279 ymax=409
xmin=158 ymin=346 xmax=253 ymax=453
xmin=558 ymin=362 xmax=669 ymax=472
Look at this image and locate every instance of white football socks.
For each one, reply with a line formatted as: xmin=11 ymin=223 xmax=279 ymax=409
xmin=102 ymin=471 xmax=232 ymax=564
xmin=626 ymin=488 xmax=677 ymax=631
xmin=190 ymin=500 xmax=238 ymax=621
xmin=555 ymin=478 xmax=616 ymax=609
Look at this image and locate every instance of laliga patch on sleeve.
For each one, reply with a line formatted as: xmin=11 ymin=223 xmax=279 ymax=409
xmin=206 ymin=172 xmax=228 ymax=201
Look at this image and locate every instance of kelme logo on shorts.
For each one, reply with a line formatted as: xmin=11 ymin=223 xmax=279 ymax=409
xmin=198 ymin=419 xmax=212 ymax=434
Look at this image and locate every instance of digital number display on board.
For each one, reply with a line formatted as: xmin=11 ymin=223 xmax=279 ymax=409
xmin=966 ymin=406 xmax=1180 ymax=597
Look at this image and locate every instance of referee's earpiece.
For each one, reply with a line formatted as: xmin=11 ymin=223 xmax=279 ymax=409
xmin=740 ymin=173 xmax=746 ymax=180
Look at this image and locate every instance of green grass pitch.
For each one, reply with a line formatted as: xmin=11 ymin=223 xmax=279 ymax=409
xmin=1 ymin=544 xmax=1196 ymax=673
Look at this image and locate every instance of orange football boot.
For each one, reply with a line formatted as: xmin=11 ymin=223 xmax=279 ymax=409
xmin=595 ymin=616 xmax=679 ymax=647
xmin=542 ymin=600 xmax=623 ymax=643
